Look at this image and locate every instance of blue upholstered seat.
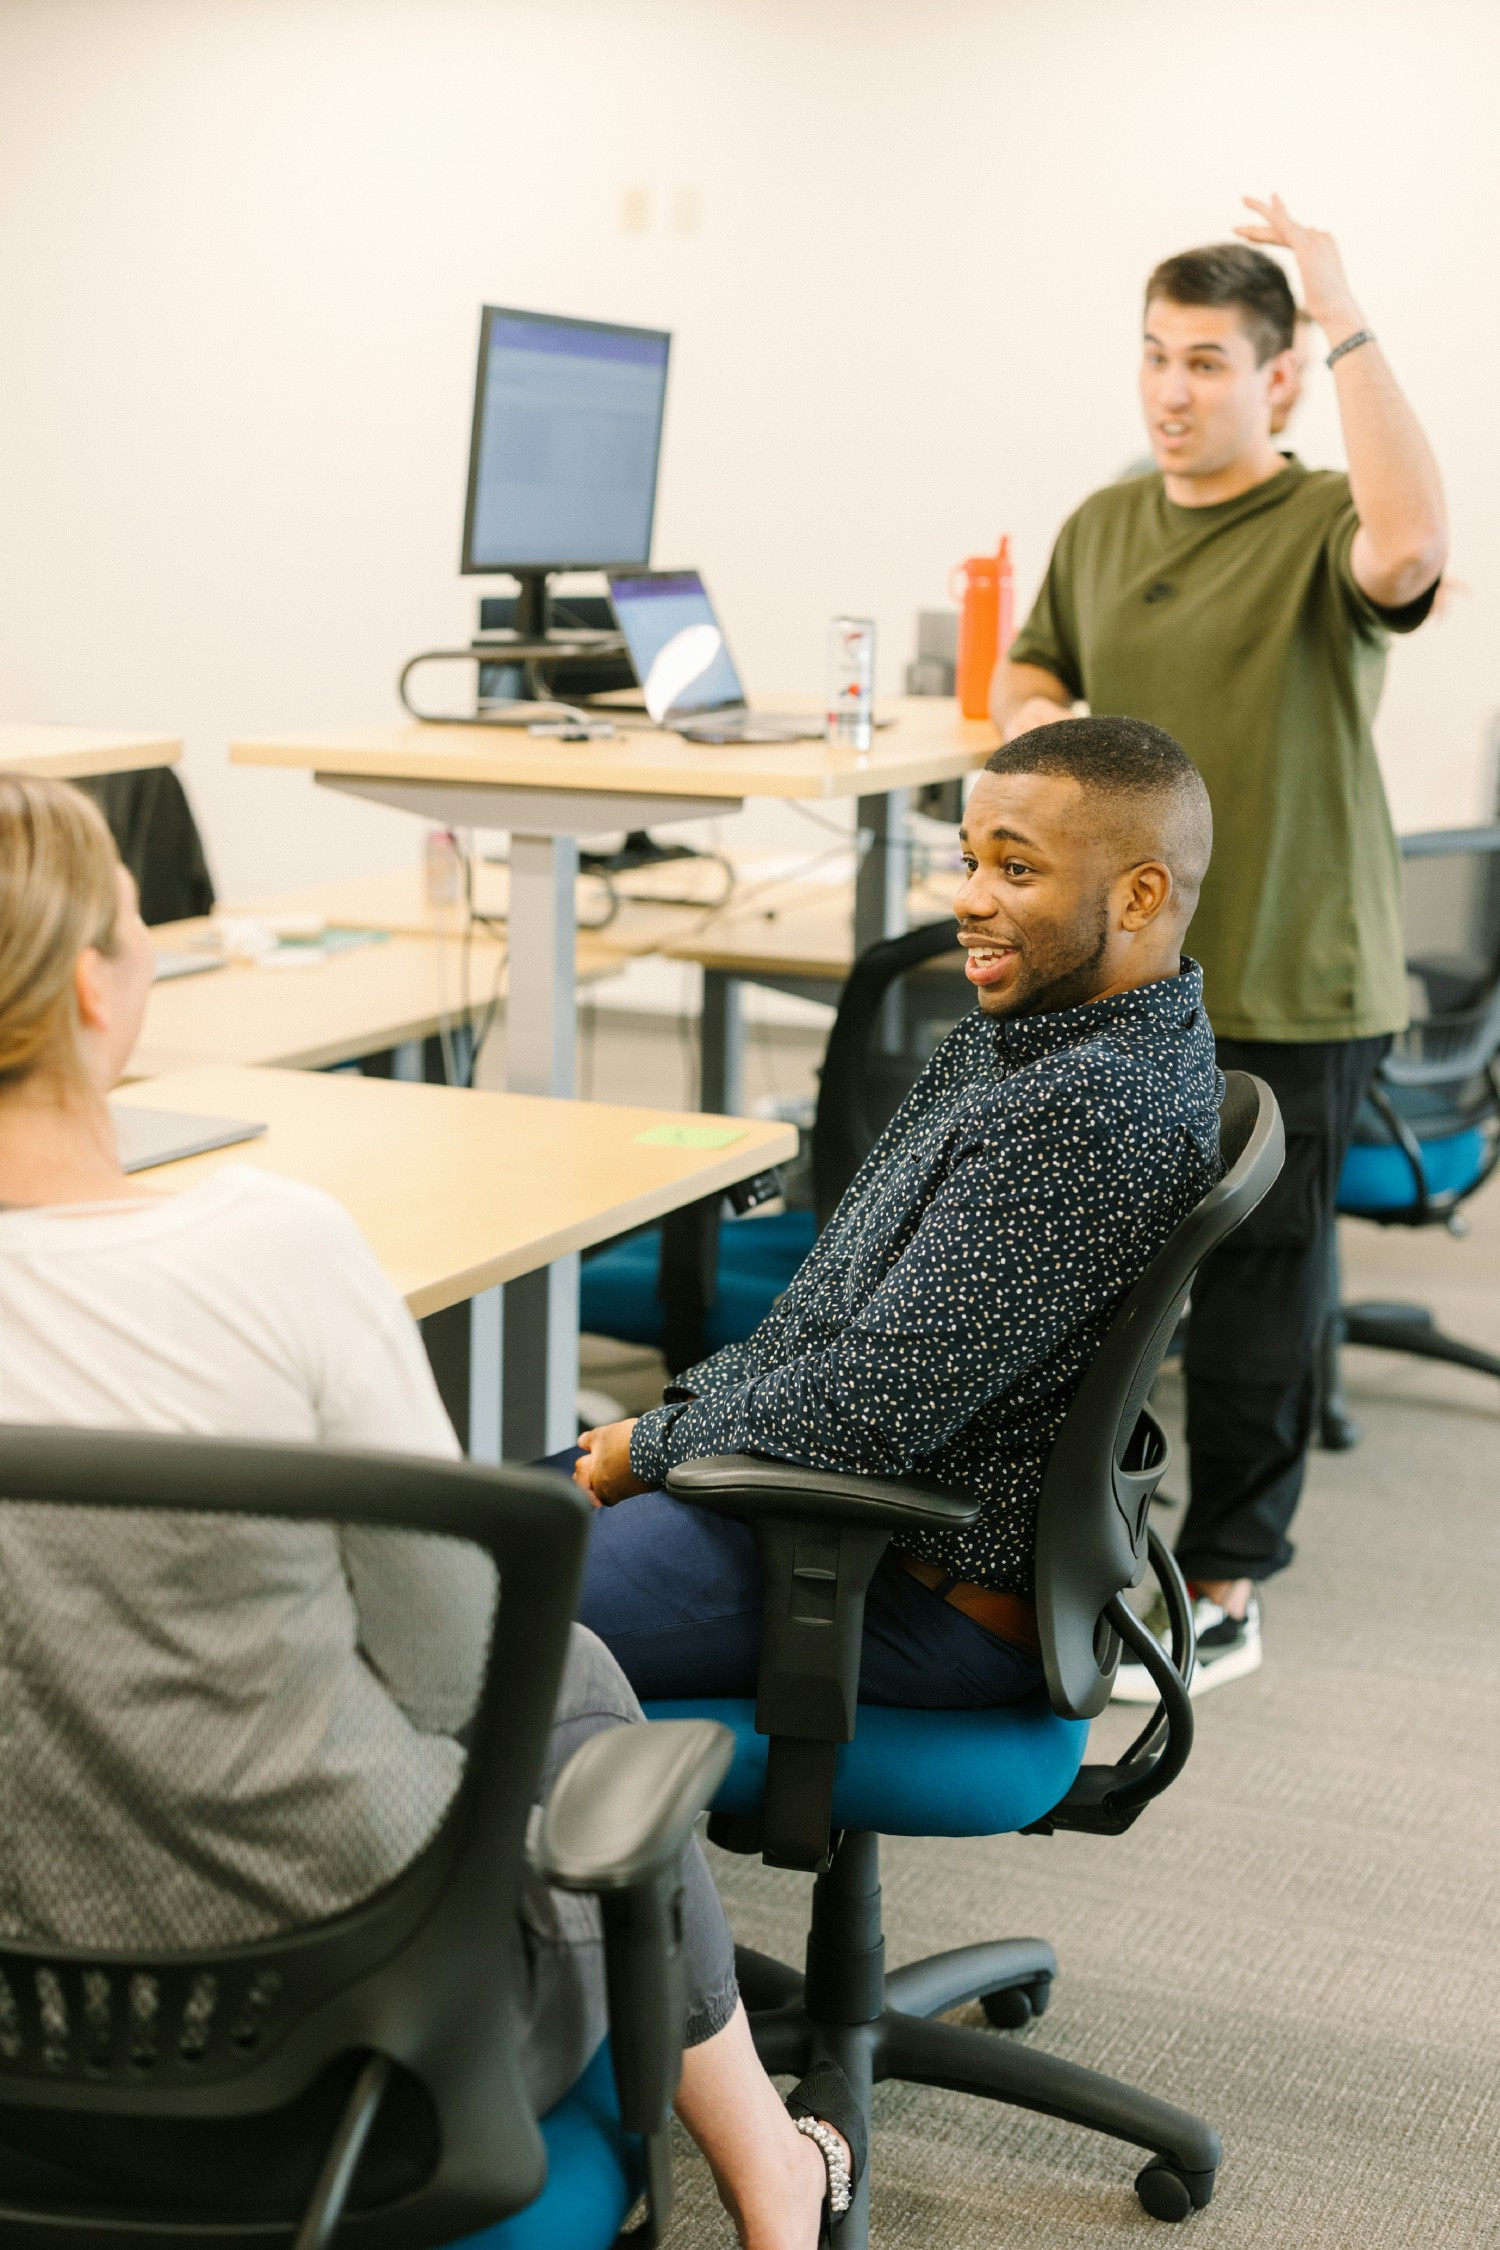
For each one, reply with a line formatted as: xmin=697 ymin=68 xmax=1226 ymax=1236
xmin=643 ymin=1692 xmax=1089 ymax=1838
xmin=467 ymin=2038 xmax=642 ymax=2250
xmin=1337 ymin=1125 xmax=1487 ymax=1216
xmin=580 ymin=1210 xmax=817 ymax=1356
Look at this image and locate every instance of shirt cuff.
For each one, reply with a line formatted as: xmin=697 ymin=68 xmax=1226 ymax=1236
xmin=628 ymin=1406 xmax=681 ymax=1491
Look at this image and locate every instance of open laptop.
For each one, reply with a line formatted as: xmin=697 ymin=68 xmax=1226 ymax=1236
xmin=606 ymin=569 xmax=825 ymax=743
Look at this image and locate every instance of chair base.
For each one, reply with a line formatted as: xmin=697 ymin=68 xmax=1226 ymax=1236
xmin=734 ymin=1832 xmax=1220 ymax=2241
xmin=1318 ymin=1298 xmax=1500 ymax=1450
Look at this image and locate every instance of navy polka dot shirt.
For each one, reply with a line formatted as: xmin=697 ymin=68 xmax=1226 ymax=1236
xmin=630 ymin=961 xmax=1223 ymax=1599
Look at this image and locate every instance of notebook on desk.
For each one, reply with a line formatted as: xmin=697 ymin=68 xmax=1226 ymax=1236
xmin=109 ymin=1107 xmax=267 ymax=1174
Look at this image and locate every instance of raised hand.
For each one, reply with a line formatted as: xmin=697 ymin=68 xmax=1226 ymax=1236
xmin=1234 ymin=195 xmax=1364 ymax=342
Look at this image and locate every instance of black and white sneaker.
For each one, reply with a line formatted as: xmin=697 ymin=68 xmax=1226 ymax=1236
xmin=1110 ymin=1590 xmax=1262 ymax=1704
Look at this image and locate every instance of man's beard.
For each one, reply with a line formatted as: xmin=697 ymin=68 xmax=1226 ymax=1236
xmin=987 ymin=893 xmax=1112 ymax=1018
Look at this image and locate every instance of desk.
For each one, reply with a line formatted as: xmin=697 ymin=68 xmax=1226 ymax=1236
xmin=0 ymin=724 xmax=181 ymax=782
xmin=231 ymin=697 xmax=994 ymax=1099
xmin=111 ymin=1066 xmax=795 ymax=1458
xmin=130 ymin=923 xmax=522 ymax=1080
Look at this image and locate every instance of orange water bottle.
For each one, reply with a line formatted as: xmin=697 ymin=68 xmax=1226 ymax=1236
xmin=950 ymin=537 xmax=1014 ymax=720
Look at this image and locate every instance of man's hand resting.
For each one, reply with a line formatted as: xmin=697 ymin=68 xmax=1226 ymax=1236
xmin=574 ymin=1419 xmax=648 ymax=1506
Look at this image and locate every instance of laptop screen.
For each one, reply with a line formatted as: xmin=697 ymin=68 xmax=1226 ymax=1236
xmin=608 ymin=570 xmax=747 ymax=717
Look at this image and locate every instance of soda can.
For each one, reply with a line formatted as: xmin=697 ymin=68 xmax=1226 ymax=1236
xmin=826 ymin=616 xmax=876 ymax=750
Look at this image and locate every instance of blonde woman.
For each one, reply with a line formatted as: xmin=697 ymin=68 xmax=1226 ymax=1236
xmin=0 ymin=777 xmax=857 ymax=2248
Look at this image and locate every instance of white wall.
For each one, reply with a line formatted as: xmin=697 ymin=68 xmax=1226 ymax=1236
xmin=1 ymin=0 xmax=1496 ymax=899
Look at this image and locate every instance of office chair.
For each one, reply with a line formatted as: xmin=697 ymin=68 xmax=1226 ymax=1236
xmin=1319 ymin=825 xmax=1500 ymax=1447
xmin=646 ymin=1070 xmax=1285 ymax=2237
xmin=77 ymin=769 xmax=216 ymax=927
xmin=580 ymin=919 xmax=966 ymax=1373
xmin=0 ymin=1426 xmax=731 ymax=2250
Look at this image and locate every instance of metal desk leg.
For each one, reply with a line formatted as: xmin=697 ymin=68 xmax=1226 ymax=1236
xmin=854 ymin=788 xmax=911 ymax=956
xmin=701 ymin=969 xmax=745 ymax=1114
xmin=504 ymin=831 xmax=580 ymax=1455
xmin=418 ymin=1286 xmax=502 ymax=1463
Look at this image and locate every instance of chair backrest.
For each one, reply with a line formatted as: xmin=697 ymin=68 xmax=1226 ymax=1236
xmin=1035 ymin=1073 xmax=1285 ymax=1720
xmin=812 ymin=919 xmax=967 ymax=1227
xmin=0 ymin=1426 xmax=590 ymax=2247
xmin=1386 ymin=827 xmax=1500 ymax=1092
xmin=76 ymin=770 xmax=216 ymax=927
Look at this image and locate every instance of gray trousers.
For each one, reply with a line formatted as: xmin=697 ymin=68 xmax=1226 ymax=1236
xmin=517 ymin=1625 xmax=739 ymax=2114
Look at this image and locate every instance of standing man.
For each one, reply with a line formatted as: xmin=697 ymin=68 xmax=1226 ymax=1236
xmin=995 ymin=197 xmax=1447 ymax=1691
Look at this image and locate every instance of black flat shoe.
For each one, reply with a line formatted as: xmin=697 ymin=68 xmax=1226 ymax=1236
xmin=787 ymin=2061 xmax=867 ymax=2241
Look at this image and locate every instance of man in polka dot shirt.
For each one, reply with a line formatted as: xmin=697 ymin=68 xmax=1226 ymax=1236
xmin=572 ymin=716 xmax=1223 ymax=1711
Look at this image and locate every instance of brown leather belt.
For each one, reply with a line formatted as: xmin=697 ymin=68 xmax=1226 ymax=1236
xmin=898 ymin=1554 xmax=1041 ymax=1654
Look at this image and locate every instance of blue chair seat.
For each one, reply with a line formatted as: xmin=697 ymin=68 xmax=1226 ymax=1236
xmin=580 ymin=1209 xmax=817 ymax=1356
xmin=643 ymin=1692 xmax=1088 ymax=1838
xmin=465 ymin=2038 xmax=642 ymax=2250
xmin=1337 ymin=1126 xmax=1487 ymax=1217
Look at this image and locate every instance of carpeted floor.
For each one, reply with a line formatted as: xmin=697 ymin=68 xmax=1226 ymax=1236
xmin=656 ymin=1201 xmax=1500 ymax=2247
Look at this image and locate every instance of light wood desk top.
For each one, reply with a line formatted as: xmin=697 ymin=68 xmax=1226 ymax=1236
xmin=230 ymin=697 xmax=996 ymax=805
xmin=223 ymin=854 xmax=743 ymax=963
xmin=662 ymin=869 xmax=964 ymax=982
xmin=111 ymin=1066 xmax=797 ymax=1318
xmin=129 ymin=923 xmax=540 ymax=1079
xmin=0 ymin=724 xmax=181 ymax=781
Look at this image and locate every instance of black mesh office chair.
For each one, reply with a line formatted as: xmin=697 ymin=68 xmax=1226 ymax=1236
xmin=1320 ymin=825 xmax=1500 ymax=1445
xmin=0 ymin=1428 xmax=730 ymax=2250
xmin=646 ymin=1071 xmax=1285 ymax=2237
xmin=77 ymin=769 xmax=216 ymax=927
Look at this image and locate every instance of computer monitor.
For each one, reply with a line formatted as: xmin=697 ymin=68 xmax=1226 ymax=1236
xmin=460 ymin=306 xmax=672 ymax=638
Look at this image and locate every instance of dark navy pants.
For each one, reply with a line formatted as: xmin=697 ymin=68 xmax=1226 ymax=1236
xmin=545 ymin=1450 xmax=1044 ymax=1710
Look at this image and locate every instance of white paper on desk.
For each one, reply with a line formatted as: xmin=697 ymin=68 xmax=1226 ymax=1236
xmin=644 ymin=624 xmax=723 ymax=724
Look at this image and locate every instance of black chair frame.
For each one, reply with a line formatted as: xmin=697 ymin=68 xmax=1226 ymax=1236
xmin=0 ymin=1429 xmax=730 ymax=2250
xmin=665 ymin=1071 xmax=1284 ymax=2238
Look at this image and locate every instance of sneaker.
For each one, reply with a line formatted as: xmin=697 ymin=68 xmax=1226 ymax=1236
xmin=1110 ymin=1590 xmax=1262 ymax=1703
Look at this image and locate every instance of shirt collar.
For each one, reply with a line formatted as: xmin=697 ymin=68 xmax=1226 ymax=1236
xmin=984 ymin=958 xmax=1205 ymax=1063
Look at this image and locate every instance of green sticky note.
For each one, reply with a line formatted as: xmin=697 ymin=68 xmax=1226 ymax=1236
xmin=634 ymin=1121 xmax=747 ymax=1150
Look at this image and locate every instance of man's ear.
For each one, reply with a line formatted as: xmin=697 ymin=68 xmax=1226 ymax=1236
xmin=1119 ymin=861 xmax=1174 ymax=930
xmin=73 ymin=947 xmax=107 ymax=1033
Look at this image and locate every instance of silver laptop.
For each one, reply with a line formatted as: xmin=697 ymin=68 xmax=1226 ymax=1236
xmin=607 ymin=568 xmax=825 ymax=743
xmin=109 ymin=1106 xmax=267 ymax=1174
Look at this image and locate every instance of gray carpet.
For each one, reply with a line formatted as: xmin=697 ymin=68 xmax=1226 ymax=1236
xmin=655 ymin=1216 xmax=1500 ymax=2247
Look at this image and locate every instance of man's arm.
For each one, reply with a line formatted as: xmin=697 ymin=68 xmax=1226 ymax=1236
xmin=1237 ymin=195 xmax=1448 ymax=609
xmin=991 ymin=660 xmax=1076 ymax=741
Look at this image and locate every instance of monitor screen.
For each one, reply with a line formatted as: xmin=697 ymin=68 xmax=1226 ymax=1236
xmin=608 ymin=570 xmax=747 ymax=717
xmin=461 ymin=308 xmax=671 ymax=573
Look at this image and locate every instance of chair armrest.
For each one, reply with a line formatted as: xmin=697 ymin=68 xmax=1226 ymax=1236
xmin=665 ymin=1457 xmax=980 ymax=1871
xmin=666 ymin=1452 xmax=982 ymax=1534
xmin=536 ymin=1719 xmax=734 ymax=2243
xmin=537 ymin=1718 xmax=733 ymax=1893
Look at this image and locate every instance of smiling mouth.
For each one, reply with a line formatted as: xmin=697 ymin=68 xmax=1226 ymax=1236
xmin=963 ymin=941 xmax=1017 ymax=987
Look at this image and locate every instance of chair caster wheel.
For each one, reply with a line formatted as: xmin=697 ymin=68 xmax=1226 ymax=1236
xmin=980 ymin=1974 xmax=1051 ymax=2029
xmin=1135 ymin=2160 xmax=1214 ymax=2222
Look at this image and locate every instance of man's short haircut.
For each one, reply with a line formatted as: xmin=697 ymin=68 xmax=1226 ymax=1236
xmin=1144 ymin=242 xmax=1297 ymax=366
xmin=985 ymin=715 xmax=1212 ymax=920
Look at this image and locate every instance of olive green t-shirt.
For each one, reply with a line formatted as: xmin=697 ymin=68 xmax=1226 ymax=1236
xmin=1008 ymin=457 xmax=1435 ymax=1042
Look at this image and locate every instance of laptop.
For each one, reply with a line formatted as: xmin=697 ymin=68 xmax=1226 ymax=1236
xmin=606 ymin=569 xmax=826 ymax=743
xmin=108 ymin=1106 xmax=267 ymax=1174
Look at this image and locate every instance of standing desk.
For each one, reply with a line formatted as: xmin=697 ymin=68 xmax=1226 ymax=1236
xmin=230 ymin=698 xmax=993 ymax=1443
xmin=0 ymin=724 xmax=181 ymax=781
xmin=111 ymin=1066 xmax=795 ymax=1463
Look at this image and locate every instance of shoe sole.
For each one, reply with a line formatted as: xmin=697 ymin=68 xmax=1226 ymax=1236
xmin=1109 ymin=1636 xmax=1262 ymax=1705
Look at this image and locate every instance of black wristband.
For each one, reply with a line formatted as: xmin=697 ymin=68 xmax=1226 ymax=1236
xmin=1326 ymin=329 xmax=1375 ymax=369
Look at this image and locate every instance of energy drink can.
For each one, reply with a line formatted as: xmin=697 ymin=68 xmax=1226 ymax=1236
xmin=826 ymin=616 xmax=876 ymax=750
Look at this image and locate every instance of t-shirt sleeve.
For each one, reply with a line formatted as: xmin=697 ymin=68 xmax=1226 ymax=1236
xmin=1328 ymin=501 xmax=1439 ymax=637
xmin=1005 ymin=511 xmax=1086 ymax=699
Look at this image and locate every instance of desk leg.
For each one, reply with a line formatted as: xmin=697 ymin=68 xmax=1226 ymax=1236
xmin=504 ymin=832 xmax=580 ymax=1454
xmin=504 ymin=1256 xmax=581 ymax=1459
xmin=507 ymin=831 xmax=578 ymax=1097
xmin=700 ymin=969 xmax=745 ymax=1114
xmin=855 ymin=788 xmax=911 ymax=955
xmin=419 ymin=1286 xmax=502 ymax=1463
xmin=390 ymin=1040 xmax=424 ymax=1081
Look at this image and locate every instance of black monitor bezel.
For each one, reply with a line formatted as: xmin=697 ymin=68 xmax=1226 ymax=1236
xmin=459 ymin=304 xmax=672 ymax=578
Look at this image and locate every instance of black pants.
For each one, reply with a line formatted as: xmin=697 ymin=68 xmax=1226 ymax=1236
xmin=1177 ymin=1034 xmax=1389 ymax=1586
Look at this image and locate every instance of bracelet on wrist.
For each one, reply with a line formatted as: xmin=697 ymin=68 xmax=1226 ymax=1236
xmin=1326 ymin=328 xmax=1375 ymax=369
